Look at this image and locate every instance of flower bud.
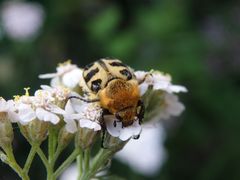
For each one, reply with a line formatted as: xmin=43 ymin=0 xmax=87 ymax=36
xmin=143 ymin=90 xmax=185 ymax=122
xmin=24 ymin=120 xmax=49 ymax=143
xmin=75 ymin=128 xmax=98 ymax=150
xmin=102 ymin=132 xmax=128 ymax=153
xmin=57 ymin=126 xmax=74 ymax=151
xmin=0 ymin=112 xmax=14 ymax=151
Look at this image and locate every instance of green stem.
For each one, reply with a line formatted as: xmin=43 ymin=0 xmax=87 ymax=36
xmin=54 ymin=148 xmax=80 ymax=179
xmin=18 ymin=124 xmax=48 ymax=169
xmin=18 ymin=123 xmax=54 ymax=179
xmin=81 ymin=149 xmax=114 ymax=180
xmin=5 ymin=148 xmax=30 ymax=180
xmin=47 ymin=127 xmax=55 ymax=180
xmin=77 ymin=152 xmax=83 ymax=180
xmin=23 ymin=145 xmax=37 ymax=173
xmin=84 ymin=149 xmax=90 ymax=172
xmin=52 ymin=128 xmax=58 ymax=155
xmin=52 ymin=146 xmax=62 ymax=165
xmin=79 ymin=149 xmax=91 ymax=180
xmin=36 ymin=146 xmax=49 ymax=169
xmin=48 ymin=126 xmax=54 ymax=163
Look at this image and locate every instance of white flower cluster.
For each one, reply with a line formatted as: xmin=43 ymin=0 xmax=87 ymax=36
xmin=0 ymin=61 xmax=187 ymax=143
xmin=0 ymin=1 xmax=45 ymax=41
xmin=135 ymin=70 xmax=187 ymax=95
xmin=39 ymin=60 xmax=83 ymax=89
xmin=134 ymin=70 xmax=187 ymax=121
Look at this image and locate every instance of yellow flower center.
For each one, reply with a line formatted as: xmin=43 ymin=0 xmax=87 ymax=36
xmin=13 ymin=95 xmax=20 ymax=101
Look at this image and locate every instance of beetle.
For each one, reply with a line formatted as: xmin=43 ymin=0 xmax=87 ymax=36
xmin=69 ymin=58 xmax=144 ymax=144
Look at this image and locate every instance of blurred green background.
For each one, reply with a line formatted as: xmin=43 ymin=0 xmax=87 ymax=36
xmin=0 ymin=0 xmax=240 ymax=179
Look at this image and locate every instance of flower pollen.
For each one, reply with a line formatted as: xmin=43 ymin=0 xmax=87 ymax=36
xmin=13 ymin=95 xmax=20 ymax=101
xmin=24 ymin=87 xmax=31 ymax=96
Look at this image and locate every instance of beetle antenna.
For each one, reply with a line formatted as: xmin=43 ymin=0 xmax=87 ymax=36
xmin=68 ymin=96 xmax=99 ymax=103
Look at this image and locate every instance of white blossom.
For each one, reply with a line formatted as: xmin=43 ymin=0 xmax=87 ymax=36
xmin=1 ymin=1 xmax=45 ymax=41
xmin=60 ymin=164 xmax=78 ymax=180
xmin=14 ymin=89 xmax=65 ymax=125
xmin=0 ymin=98 xmax=19 ymax=122
xmin=63 ymin=98 xmax=102 ymax=133
xmin=115 ymin=124 xmax=167 ymax=176
xmin=39 ymin=61 xmax=83 ymax=89
xmin=16 ymin=103 xmax=36 ymax=124
xmin=158 ymin=93 xmax=185 ymax=120
xmin=63 ymin=100 xmax=78 ymax=133
xmin=0 ymin=98 xmax=14 ymax=113
xmin=40 ymin=85 xmax=71 ymax=102
xmin=104 ymin=115 xmax=142 ymax=141
xmin=135 ymin=70 xmax=187 ymax=95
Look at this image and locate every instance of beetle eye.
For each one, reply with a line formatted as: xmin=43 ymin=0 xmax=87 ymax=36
xmin=91 ymin=79 xmax=102 ymax=92
xmin=120 ymin=69 xmax=132 ymax=80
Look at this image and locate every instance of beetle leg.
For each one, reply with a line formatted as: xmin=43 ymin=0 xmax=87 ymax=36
xmin=137 ymin=100 xmax=145 ymax=125
xmin=101 ymin=129 xmax=107 ymax=149
xmin=113 ymin=120 xmax=117 ymax=127
xmin=100 ymin=109 xmax=111 ymax=149
xmin=133 ymin=134 xmax=140 ymax=139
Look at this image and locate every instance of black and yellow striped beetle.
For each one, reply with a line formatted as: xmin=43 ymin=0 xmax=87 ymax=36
xmin=70 ymin=58 xmax=144 ymax=139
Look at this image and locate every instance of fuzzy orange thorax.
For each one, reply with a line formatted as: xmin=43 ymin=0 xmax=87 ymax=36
xmin=98 ymin=79 xmax=140 ymax=118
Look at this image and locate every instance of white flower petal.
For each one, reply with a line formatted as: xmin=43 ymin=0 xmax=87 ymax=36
xmin=68 ymin=96 xmax=86 ymax=113
xmin=168 ymin=85 xmax=188 ymax=93
xmin=39 ymin=73 xmax=57 ymax=79
xmin=49 ymin=104 xmax=66 ymax=115
xmin=6 ymin=100 xmax=16 ymax=110
xmin=36 ymin=107 xmax=60 ymax=124
xmin=60 ymin=164 xmax=78 ymax=180
xmin=65 ymin=118 xmax=77 ymax=133
xmin=119 ymin=129 xmax=133 ymax=141
xmin=153 ymin=81 xmax=169 ymax=90
xmin=40 ymin=85 xmax=53 ymax=91
xmin=105 ymin=115 xmax=142 ymax=141
xmin=63 ymin=103 xmax=78 ymax=133
xmin=64 ymin=100 xmax=86 ymax=121
xmin=0 ymin=98 xmax=8 ymax=112
xmin=62 ymin=69 xmax=82 ymax=88
xmin=119 ymin=120 xmax=142 ymax=141
xmin=134 ymin=71 xmax=147 ymax=81
xmin=65 ymin=100 xmax=75 ymax=114
xmin=50 ymin=77 xmax=61 ymax=87
xmin=167 ymin=100 xmax=185 ymax=116
xmin=64 ymin=113 xmax=83 ymax=120
xmin=18 ymin=104 xmax=36 ymax=124
xmin=104 ymin=115 xmax=122 ymax=137
xmin=115 ymin=124 xmax=167 ymax=176
xmin=56 ymin=63 xmax=77 ymax=75
xmin=79 ymin=119 xmax=101 ymax=131
xmin=156 ymin=93 xmax=185 ymax=120
xmin=139 ymin=83 xmax=149 ymax=96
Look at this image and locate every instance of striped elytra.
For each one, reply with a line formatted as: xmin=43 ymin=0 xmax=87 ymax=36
xmin=83 ymin=59 xmax=134 ymax=93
